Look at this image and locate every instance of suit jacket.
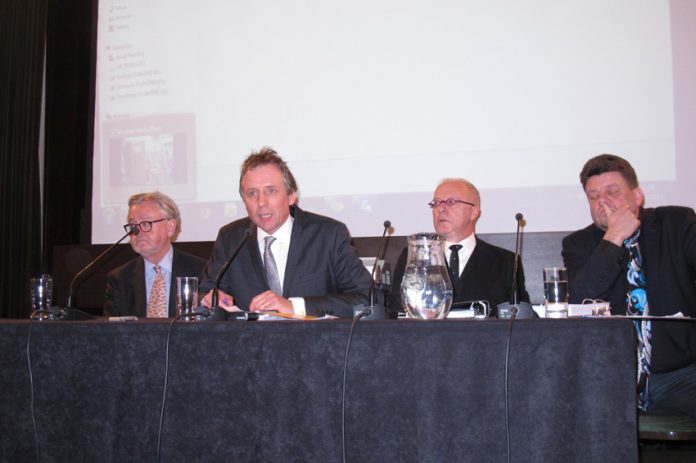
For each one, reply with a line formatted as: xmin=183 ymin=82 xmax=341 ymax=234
xmin=562 ymin=206 xmax=696 ymax=372
xmin=103 ymin=247 xmax=206 ymax=317
xmin=199 ymin=206 xmax=371 ymax=318
xmin=388 ymin=236 xmax=529 ymax=318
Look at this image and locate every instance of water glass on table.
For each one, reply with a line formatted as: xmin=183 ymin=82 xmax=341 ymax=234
xmin=543 ymin=266 xmax=568 ymax=318
xmin=30 ymin=274 xmax=53 ymax=320
xmin=176 ymin=277 xmax=198 ymax=320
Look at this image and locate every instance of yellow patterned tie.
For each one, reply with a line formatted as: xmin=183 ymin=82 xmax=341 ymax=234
xmin=147 ymin=264 xmax=167 ymax=318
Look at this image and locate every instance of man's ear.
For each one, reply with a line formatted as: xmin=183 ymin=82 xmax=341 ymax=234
xmin=167 ymin=218 xmax=177 ymax=239
xmin=471 ymin=205 xmax=481 ymax=223
xmin=633 ymin=187 xmax=645 ymax=208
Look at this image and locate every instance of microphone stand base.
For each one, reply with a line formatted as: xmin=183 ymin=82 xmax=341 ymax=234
xmin=497 ymin=302 xmax=536 ymax=319
xmin=30 ymin=307 xmax=96 ymax=321
xmin=189 ymin=307 xmax=259 ymax=321
xmin=352 ymin=304 xmax=386 ymax=320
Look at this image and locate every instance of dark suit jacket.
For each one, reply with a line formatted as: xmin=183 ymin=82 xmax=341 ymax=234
xmin=103 ymin=247 xmax=206 ymax=317
xmin=199 ymin=206 xmax=371 ymax=318
xmin=388 ymin=236 xmax=529 ymax=318
xmin=562 ymin=206 xmax=696 ymax=372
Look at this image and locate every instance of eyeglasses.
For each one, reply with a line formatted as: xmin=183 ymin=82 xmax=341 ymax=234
xmin=428 ymin=198 xmax=476 ymax=209
xmin=123 ymin=218 xmax=170 ymax=233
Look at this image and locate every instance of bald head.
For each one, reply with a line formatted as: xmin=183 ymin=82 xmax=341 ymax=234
xmin=431 ymin=179 xmax=481 ymax=242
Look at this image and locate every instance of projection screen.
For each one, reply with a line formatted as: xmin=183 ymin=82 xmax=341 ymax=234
xmin=92 ymin=0 xmax=696 ymax=243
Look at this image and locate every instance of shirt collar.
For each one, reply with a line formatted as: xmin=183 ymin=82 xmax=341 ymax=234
xmin=144 ymin=245 xmax=174 ymax=273
xmin=256 ymin=215 xmax=294 ymax=244
xmin=445 ymin=233 xmax=476 ymax=254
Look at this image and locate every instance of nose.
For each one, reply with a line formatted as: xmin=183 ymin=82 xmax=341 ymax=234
xmin=257 ymin=191 xmax=269 ymax=206
xmin=598 ymin=192 xmax=616 ymax=206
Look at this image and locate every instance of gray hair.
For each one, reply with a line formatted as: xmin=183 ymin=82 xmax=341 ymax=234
xmin=238 ymin=147 xmax=299 ymax=198
xmin=128 ymin=191 xmax=182 ymax=241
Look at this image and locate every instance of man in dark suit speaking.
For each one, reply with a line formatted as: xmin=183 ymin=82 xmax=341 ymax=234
xmin=562 ymin=154 xmax=696 ymax=419
xmin=199 ymin=147 xmax=371 ymax=318
xmin=389 ymin=178 xmax=529 ymax=318
xmin=103 ymin=191 xmax=206 ymax=318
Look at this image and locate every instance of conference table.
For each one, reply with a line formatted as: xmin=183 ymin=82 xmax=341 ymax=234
xmin=0 ymin=317 xmax=637 ymax=462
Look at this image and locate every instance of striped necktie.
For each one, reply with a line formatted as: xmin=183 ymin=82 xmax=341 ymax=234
xmin=264 ymin=236 xmax=283 ymax=295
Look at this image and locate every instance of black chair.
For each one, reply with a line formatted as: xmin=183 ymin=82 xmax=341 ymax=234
xmin=639 ymin=410 xmax=696 ymax=441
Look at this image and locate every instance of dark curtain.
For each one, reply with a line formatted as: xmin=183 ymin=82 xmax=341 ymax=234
xmin=0 ymin=0 xmax=48 ymax=318
xmin=0 ymin=0 xmax=95 ymax=318
xmin=43 ymin=0 xmax=95 ymax=277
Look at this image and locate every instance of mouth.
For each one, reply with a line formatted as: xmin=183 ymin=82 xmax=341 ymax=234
xmin=258 ymin=212 xmax=273 ymax=221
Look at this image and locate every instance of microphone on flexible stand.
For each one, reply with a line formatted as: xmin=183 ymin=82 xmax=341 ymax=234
xmin=497 ymin=213 xmax=536 ymax=319
xmin=51 ymin=225 xmax=140 ymax=320
xmin=352 ymin=220 xmax=392 ymax=320
xmin=195 ymin=227 xmax=256 ymax=321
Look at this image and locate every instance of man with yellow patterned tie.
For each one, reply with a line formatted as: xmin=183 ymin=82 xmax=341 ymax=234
xmin=103 ymin=191 xmax=205 ymax=318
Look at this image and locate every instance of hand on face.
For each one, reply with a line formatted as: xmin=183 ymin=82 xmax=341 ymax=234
xmin=584 ymin=171 xmax=643 ymax=246
xmin=601 ymin=202 xmax=641 ymax=246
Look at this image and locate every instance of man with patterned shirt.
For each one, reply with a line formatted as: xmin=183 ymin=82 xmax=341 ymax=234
xmin=562 ymin=154 xmax=696 ymax=419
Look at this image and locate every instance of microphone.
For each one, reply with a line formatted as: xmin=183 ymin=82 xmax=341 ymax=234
xmin=53 ymin=225 xmax=140 ymax=320
xmin=352 ymin=220 xmax=391 ymax=320
xmin=497 ymin=213 xmax=536 ymax=319
xmin=197 ymin=227 xmax=255 ymax=321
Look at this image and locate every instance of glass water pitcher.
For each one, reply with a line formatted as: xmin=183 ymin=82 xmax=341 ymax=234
xmin=400 ymin=233 xmax=453 ymax=319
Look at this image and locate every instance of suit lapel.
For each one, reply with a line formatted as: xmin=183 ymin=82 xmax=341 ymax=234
xmin=458 ymin=242 xmax=480 ymax=282
xmin=169 ymin=248 xmax=180 ymax=317
xmin=246 ymin=225 xmax=268 ymax=293
xmin=639 ymin=209 xmax=659 ymax=306
xmin=132 ymin=257 xmax=147 ymax=317
xmin=283 ymin=209 xmax=305 ymax=297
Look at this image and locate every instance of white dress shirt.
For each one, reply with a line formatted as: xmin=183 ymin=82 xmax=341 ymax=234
xmin=444 ymin=234 xmax=477 ymax=278
xmin=256 ymin=217 xmax=306 ymax=315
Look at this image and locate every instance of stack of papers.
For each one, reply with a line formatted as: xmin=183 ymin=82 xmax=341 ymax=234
xmin=532 ymin=302 xmax=611 ymax=318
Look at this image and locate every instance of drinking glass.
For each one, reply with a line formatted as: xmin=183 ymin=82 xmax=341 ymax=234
xmin=176 ymin=277 xmax=198 ymax=319
xmin=543 ymin=267 xmax=568 ymax=318
xmin=30 ymin=274 xmax=53 ymax=320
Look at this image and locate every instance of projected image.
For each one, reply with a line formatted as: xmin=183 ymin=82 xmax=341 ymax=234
xmin=109 ymin=134 xmax=178 ymax=186
xmin=101 ymin=113 xmax=195 ymax=204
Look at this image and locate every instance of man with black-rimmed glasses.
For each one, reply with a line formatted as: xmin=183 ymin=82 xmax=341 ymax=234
xmin=103 ymin=191 xmax=205 ymax=318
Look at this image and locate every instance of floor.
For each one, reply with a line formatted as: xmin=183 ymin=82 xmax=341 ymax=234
xmin=639 ymin=441 xmax=696 ymax=463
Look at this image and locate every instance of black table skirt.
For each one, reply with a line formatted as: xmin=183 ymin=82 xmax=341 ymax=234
xmin=0 ymin=318 xmax=637 ymax=462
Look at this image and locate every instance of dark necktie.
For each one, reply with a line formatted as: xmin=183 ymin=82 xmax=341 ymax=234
xmin=264 ymin=236 xmax=283 ymax=295
xmin=624 ymin=229 xmax=651 ymax=410
xmin=449 ymin=244 xmax=463 ymax=283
